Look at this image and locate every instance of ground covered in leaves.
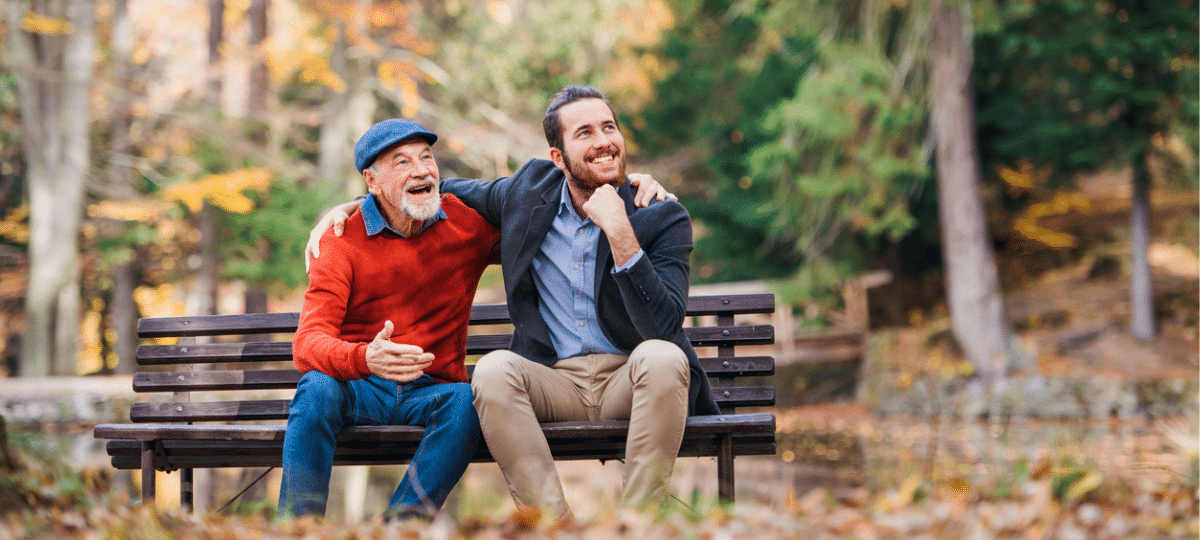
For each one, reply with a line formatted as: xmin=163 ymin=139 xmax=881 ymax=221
xmin=3 ymin=480 xmax=1197 ymax=540
xmin=3 ymin=430 xmax=1197 ymax=540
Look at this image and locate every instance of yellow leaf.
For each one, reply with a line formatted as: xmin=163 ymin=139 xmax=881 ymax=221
xmin=897 ymin=473 xmax=924 ymax=503
xmin=1063 ymin=471 xmax=1102 ymax=502
xmin=21 ymin=12 xmax=73 ymax=35
xmin=0 ymin=204 xmax=29 ymax=243
xmin=947 ymin=477 xmax=971 ymax=494
xmin=160 ymin=168 xmax=272 ymax=214
xmin=88 ymin=199 xmax=168 ymax=222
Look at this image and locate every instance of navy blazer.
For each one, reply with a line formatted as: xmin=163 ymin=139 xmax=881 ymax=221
xmin=442 ymin=159 xmax=720 ymax=416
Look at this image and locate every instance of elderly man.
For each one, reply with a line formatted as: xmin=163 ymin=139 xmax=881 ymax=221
xmin=279 ymin=119 xmax=498 ymax=520
xmin=308 ymin=86 xmax=709 ymax=519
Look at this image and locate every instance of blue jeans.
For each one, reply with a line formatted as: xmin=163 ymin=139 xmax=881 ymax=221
xmin=277 ymin=372 xmax=481 ymax=518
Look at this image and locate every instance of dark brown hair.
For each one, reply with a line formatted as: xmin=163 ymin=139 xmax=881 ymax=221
xmin=542 ymin=85 xmax=620 ymax=152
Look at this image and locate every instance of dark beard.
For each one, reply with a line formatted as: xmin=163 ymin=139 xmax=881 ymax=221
xmin=562 ymin=150 xmax=626 ymax=192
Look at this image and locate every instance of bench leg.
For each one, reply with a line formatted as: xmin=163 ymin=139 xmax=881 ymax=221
xmin=140 ymin=441 xmax=156 ymax=505
xmin=181 ymin=468 xmax=194 ymax=512
xmin=717 ymin=433 xmax=734 ymax=503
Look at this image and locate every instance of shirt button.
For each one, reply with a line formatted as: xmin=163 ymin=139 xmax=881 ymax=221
xmin=574 ymin=263 xmax=580 ymax=269
xmin=578 ymin=321 xmax=586 ymax=327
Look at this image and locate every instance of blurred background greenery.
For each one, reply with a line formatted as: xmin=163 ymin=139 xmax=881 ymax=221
xmin=0 ymin=0 xmax=1195 ymax=379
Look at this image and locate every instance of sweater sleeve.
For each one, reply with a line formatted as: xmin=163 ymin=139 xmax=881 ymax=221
xmin=292 ymin=232 xmax=372 ymax=380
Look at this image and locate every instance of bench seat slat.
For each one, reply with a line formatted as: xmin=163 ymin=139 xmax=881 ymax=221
xmin=101 ymin=413 xmax=775 ymax=470
xmin=108 ymin=440 xmax=777 ymax=470
xmin=102 ymin=412 xmax=773 ymax=442
xmin=106 ymin=435 xmax=776 ymax=460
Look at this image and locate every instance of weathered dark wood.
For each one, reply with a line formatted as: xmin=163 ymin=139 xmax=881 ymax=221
xmin=133 ymin=294 xmax=774 ymax=339
xmin=684 ymin=293 xmax=775 ymax=316
xmin=130 ymin=400 xmax=292 ymax=423
xmin=109 ymin=439 xmax=778 ymax=470
xmin=468 ymin=303 xmax=511 ymax=324
xmin=135 ymin=328 xmax=774 ymax=368
xmin=181 ymin=468 xmax=193 ymax=512
xmin=132 ymin=357 xmax=775 ymax=393
xmin=104 ymin=419 xmax=776 ymax=470
xmin=103 ymin=413 xmax=773 ymax=445
xmin=137 ymin=312 xmax=300 ymax=338
xmin=717 ymin=434 xmax=735 ymax=502
xmin=134 ymin=369 xmax=302 ymax=392
xmin=136 ymin=341 xmax=293 ymax=366
xmin=141 ymin=441 xmax=155 ymax=503
xmin=698 ymin=356 xmax=775 ymax=377
xmin=685 ymin=324 xmax=774 ymax=348
xmin=129 ymin=386 xmax=774 ymax=423
xmin=103 ymin=293 xmax=779 ymax=509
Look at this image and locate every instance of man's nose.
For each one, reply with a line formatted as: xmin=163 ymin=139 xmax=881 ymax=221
xmin=593 ymin=132 xmax=615 ymax=149
xmin=413 ymin=159 xmax=433 ymax=177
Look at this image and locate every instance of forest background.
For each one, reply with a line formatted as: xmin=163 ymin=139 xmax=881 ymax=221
xmin=0 ymin=0 xmax=1198 ymax=536
xmin=0 ymin=0 xmax=1196 ymax=392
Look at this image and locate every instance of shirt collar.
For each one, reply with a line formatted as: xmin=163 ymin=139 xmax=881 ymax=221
xmin=557 ymin=179 xmax=583 ymax=220
xmin=361 ymin=192 xmax=446 ymax=237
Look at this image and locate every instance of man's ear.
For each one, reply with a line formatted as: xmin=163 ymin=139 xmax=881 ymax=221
xmin=549 ymin=147 xmax=567 ymax=172
xmin=362 ymin=170 xmax=379 ymax=195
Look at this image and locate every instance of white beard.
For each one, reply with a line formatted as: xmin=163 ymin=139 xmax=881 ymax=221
xmin=401 ymin=177 xmax=441 ymax=221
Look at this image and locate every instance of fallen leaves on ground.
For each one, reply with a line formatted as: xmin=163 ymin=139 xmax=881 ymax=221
xmin=3 ymin=479 xmax=1196 ymax=540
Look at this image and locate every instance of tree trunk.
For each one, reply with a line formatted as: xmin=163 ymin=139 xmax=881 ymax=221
xmin=6 ymin=0 xmax=97 ymax=376
xmin=930 ymin=0 xmax=1015 ymax=380
xmin=1128 ymin=151 xmax=1155 ymax=340
xmin=247 ymin=0 xmax=269 ymax=116
xmin=191 ymin=202 xmax=220 ymax=317
xmin=317 ymin=20 xmax=373 ymax=197
xmin=109 ymin=0 xmax=134 ymax=186
xmin=110 ymin=261 xmax=138 ymax=375
xmin=205 ymin=0 xmax=224 ymax=109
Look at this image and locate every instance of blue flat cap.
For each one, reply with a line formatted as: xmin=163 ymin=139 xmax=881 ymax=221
xmin=354 ymin=119 xmax=438 ymax=173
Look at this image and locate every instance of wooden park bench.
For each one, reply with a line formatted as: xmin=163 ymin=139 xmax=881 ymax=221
xmin=94 ymin=293 xmax=777 ymax=511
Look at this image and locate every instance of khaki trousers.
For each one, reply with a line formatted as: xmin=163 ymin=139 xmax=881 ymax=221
xmin=471 ymin=340 xmax=690 ymax=519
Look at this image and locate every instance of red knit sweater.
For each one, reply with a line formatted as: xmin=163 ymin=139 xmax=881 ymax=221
xmin=294 ymin=194 xmax=499 ymax=382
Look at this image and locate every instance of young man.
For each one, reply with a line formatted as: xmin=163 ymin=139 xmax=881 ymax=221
xmin=280 ymin=119 xmax=498 ymax=520
xmin=307 ymin=86 xmax=713 ymax=519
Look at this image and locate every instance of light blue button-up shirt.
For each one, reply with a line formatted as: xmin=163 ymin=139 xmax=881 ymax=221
xmin=532 ymin=181 xmax=645 ymax=360
xmin=360 ymin=192 xmax=446 ymax=237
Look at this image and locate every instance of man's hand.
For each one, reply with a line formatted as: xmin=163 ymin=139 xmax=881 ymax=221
xmin=627 ymin=173 xmax=677 ymax=208
xmin=305 ymin=201 xmax=363 ymax=272
xmin=366 ymin=321 xmax=434 ymax=382
xmin=582 ymin=184 xmax=641 ymax=267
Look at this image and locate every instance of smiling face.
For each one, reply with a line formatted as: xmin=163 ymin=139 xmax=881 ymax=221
xmin=550 ymin=98 xmax=627 ymax=193
xmin=363 ymin=137 xmax=441 ymax=233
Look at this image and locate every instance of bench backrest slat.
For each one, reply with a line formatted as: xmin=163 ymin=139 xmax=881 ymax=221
xmin=136 ymin=294 xmax=776 ymax=338
xmin=129 ymin=384 xmax=775 ymax=423
xmin=132 ymin=293 xmax=777 ymax=424
xmin=131 ymin=355 xmax=777 ymax=393
xmin=136 ymin=325 xmax=775 ymax=366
